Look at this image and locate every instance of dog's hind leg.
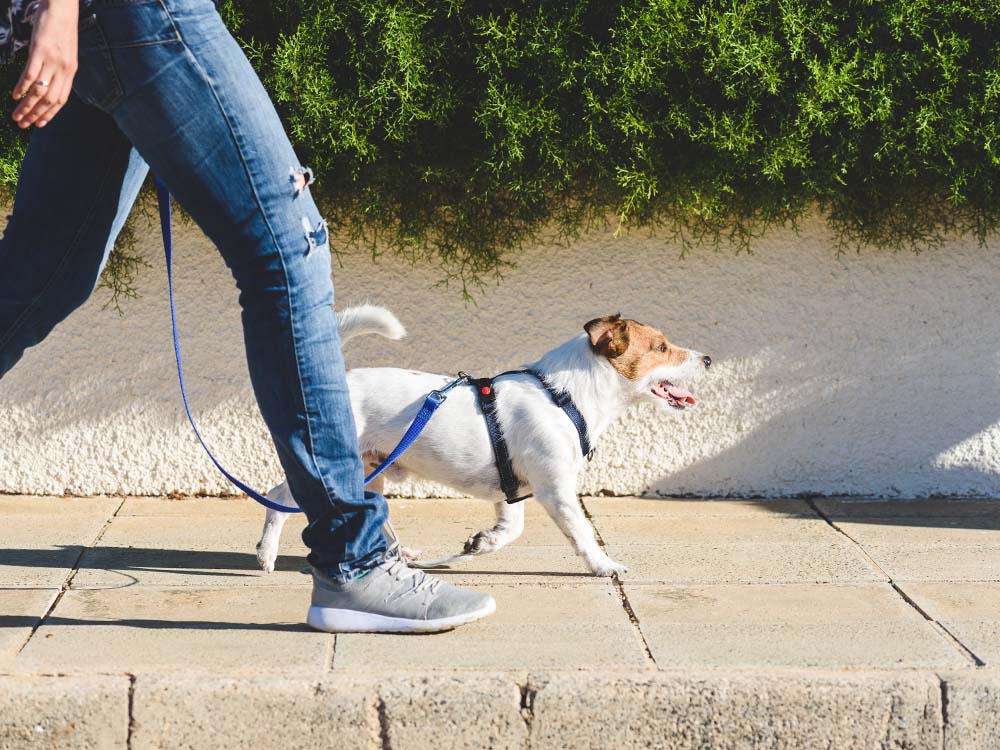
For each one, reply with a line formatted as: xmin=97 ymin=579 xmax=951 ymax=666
xmin=256 ymin=481 xmax=297 ymax=573
xmin=463 ymin=500 xmax=525 ymax=556
xmin=532 ymin=480 xmax=628 ymax=577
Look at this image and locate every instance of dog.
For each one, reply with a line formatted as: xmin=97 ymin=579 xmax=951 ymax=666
xmin=255 ymin=305 xmax=711 ymax=577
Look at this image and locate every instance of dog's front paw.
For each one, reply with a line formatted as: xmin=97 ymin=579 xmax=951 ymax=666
xmin=400 ymin=545 xmax=422 ymax=562
xmin=588 ymin=556 xmax=628 ymax=577
xmin=256 ymin=539 xmax=277 ymax=574
xmin=463 ymin=529 xmax=502 ymax=555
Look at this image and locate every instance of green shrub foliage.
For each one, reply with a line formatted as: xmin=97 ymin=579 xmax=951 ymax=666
xmin=3 ymin=0 xmax=1000 ymax=300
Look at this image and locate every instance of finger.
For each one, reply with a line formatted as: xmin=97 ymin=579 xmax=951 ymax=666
xmin=13 ymin=73 xmax=55 ymax=126
xmin=13 ymin=71 xmax=52 ymax=121
xmin=31 ymin=80 xmax=69 ymax=127
xmin=12 ymin=53 xmax=44 ymax=100
xmin=34 ymin=73 xmax=73 ymax=127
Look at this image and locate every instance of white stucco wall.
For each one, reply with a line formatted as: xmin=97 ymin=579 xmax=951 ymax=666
xmin=2 ymin=210 xmax=999 ymax=498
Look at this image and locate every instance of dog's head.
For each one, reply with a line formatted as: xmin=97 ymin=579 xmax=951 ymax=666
xmin=584 ymin=313 xmax=711 ymax=413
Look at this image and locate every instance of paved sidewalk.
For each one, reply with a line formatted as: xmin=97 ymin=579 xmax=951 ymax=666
xmin=2 ymin=494 xmax=1000 ymax=749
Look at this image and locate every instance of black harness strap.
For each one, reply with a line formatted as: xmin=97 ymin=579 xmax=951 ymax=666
xmin=522 ymin=368 xmax=594 ymax=460
xmin=469 ymin=368 xmax=594 ymax=504
xmin=469 ymin=375 xmax=532 ymax=504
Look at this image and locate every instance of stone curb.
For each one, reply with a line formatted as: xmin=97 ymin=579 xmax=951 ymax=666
xmin=0 ymin=674 xmax=130 ymax=750
xmin=2 ymin=670 xmax=998 ymax=749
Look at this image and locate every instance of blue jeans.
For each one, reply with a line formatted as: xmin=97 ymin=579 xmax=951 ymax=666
xmin=0 ymin=0 xmax=388 ymax=579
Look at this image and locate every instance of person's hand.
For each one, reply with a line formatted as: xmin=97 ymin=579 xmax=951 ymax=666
xmin=11 ymin=0 xmax=79 ymax=129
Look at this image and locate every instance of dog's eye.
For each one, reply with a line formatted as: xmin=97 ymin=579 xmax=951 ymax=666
xmin=657 ymin=343 xmax=668 ymax=353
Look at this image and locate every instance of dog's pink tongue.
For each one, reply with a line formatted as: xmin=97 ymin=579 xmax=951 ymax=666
xmin=666 ymin=384 xmax=696 ymax=405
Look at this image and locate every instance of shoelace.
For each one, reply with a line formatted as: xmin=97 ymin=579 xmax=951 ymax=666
xmin=379 ymin=541 xmax=443 ymax=594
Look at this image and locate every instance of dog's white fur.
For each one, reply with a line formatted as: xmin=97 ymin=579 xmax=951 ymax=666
xmin=256 ymin=306 xmax=709 ymax=577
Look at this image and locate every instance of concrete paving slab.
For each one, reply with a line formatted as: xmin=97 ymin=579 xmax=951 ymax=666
xmin=583 ymin=496 xmax=815 ymax=517
xmin=603 ymin=541 xmax=884 ymax=584
xmin=529 ymin=671 xmax=943 ymax=750
xmin=902 ymin=582 xmax=1000 ymax=665
xmin=334 ymin=583 xmax=647 ymax=672
xmin=626 ymin=583 xmax=967 ymax=668
xmin=860 ymin=543 xmax=1000 ymax=582
xmin=941 ymin=671 xmax=1000 ymax=750
xmin=592 ymin=501 xmax=882 ymax=584
xmin=0 ymin=589 xmax=57 ymax=663
xmin=378 ymin=674 xmax=528 ymax=749
xmin=71 ymin=514 xmax=309 ymax=589
xmin=0 ymin=674 xmax=130 ymax=750
xmin=133 ymin=675 xmax=376 ymax=750
xmin=16 ymin=586 xmax=328 ymax=674
xmin=0 ymin=496 xmax=121 ymax=587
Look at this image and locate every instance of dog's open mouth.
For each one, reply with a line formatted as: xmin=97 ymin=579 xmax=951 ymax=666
xmin=651 ymin=380 xmax=696 ymax=409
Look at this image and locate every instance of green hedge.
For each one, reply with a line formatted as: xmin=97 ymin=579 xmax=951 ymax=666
xmin=3 ymin=0 xmax=1000 ymax=303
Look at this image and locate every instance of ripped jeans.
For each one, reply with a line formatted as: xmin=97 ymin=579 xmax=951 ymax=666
xmin=0 ymin=0 xmax=389 ymax=579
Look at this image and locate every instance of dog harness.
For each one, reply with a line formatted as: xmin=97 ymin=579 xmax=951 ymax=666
xmin=157 ymin=177 xmax=593 ymax=519
xmin=463 ymin=368 xmax=595 ymax=504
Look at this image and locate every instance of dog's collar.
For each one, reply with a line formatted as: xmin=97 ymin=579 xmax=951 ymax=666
xmin=464 ymin=368 xmax=595 ymax=505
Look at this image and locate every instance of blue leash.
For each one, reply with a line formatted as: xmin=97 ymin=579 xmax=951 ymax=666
xmin=154 ymin=176 xmax=458 ymax=513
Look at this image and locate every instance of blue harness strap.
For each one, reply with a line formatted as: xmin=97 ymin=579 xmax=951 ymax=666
xmin=155 ymin=176 xmax=458 ymax=513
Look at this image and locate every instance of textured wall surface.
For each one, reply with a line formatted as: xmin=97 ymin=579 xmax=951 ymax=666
xmin=2 ymin=211 xmax=999 ymax=498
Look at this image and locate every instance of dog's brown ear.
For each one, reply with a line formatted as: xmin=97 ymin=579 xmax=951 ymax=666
xmin=584 ymin=314 xmax=629 ymax=357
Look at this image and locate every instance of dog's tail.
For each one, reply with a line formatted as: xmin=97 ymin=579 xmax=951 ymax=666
xmin=337 ymin=304 xmax=407 ymax=344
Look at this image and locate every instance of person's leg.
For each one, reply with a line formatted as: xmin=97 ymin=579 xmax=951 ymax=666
xmin=0 ymin=92 xmax=148 ymax=377
xmin=70 ymin=0 xmax=387 ymax=578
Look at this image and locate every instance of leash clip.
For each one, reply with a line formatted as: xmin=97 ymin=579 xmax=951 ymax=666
xmin=429 ymin=371 xmax=471 ymax=401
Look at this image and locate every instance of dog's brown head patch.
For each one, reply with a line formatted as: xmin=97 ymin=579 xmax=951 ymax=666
xmin=584 ymin=314 xmax=688 ymax=380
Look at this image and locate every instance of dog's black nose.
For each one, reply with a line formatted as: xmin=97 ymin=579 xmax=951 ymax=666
xmin=702 ymin=355 xmax=712 ymax=369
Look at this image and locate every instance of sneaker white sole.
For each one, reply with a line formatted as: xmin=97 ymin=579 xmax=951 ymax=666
xmin=306 ymin=596 xmax=497 ymax=634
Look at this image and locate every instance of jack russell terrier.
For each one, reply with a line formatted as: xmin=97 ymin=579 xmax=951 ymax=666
xmin=255 ymin=305 xmax=711 ymax=577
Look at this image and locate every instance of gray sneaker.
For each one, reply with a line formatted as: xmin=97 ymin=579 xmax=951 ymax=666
xmin=306 ymin=547 xmax=496 ymax=633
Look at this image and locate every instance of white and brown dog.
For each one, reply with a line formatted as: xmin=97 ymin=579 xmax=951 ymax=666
xmin=256 ymin=305 xmax=710 ymax=577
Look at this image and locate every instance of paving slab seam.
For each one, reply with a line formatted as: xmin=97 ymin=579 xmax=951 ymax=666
xmin=376 ymin=693 xmax=390 ymax=750
xmin=805 ymin=498 xmax=985 ymax=669
xmin=578 ymin=496 xmax=657 ymax=669
xmin=516 ymin=677 xmax=537 ymax=748
xmin=126 ymin=673 xmax=136 ymax=750
xmin=326 ymin=634 xmax=337 ymax=673
xmin=938 ymin=674 xmax=949 ymax=750
xmin=14 ymin=497 xmax=127 ymax=656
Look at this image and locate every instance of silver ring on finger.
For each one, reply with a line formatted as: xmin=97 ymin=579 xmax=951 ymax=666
xmin=34 ymin=78 xmax=50 ymax=87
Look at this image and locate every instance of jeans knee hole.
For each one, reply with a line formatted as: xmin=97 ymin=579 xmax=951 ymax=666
xmin=301 ymin=216 xmax=328 ymax=255
xmin=289 ymin=166 xmax=315 ymax=197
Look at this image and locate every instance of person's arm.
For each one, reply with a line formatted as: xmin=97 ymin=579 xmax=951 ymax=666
xmin=12 ymin=0 xmax=79 ymax=128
